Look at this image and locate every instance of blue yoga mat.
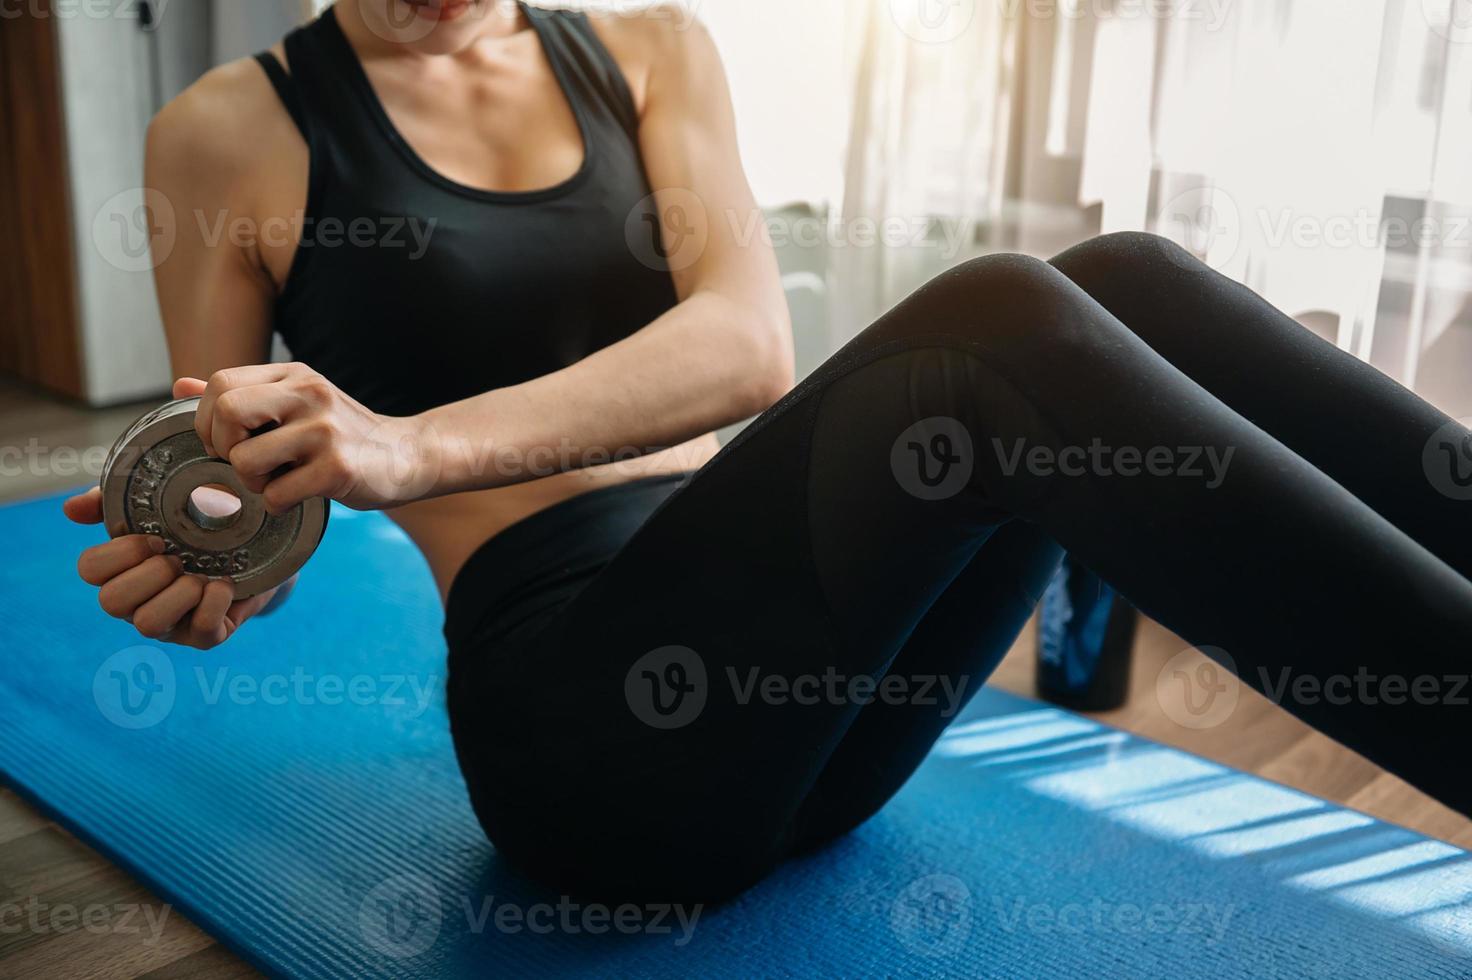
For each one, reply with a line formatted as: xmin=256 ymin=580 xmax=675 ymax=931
xmin=1 ymin=490 xmax=1468 ymax=978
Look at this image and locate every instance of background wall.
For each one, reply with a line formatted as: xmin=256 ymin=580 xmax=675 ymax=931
xmin=52 ymin=0 xmax=302 ymax=406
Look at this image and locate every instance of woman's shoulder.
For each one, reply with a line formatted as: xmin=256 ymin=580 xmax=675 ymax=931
xmin=147 ymin=46 xmax=300 ymax=184
xmin=579 ymin=5 xmax=717 ymax=117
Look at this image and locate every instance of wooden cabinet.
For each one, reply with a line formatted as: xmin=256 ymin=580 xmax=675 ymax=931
xmin=0 ymin=0 xmax=85 ymax=400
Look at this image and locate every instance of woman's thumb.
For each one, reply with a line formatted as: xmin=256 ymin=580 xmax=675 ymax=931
xmin=173 ymin=377 xmax=208 ymax=399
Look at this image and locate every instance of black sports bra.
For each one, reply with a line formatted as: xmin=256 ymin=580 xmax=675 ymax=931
xmin=253 ymin=4 xmax=678 ymax=418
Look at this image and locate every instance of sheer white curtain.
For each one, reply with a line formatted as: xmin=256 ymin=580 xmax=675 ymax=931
xmin=837 ymin=0 xmax=1472 ymax=418
xmin=829 ymin=1 xmax=1019 ymax=339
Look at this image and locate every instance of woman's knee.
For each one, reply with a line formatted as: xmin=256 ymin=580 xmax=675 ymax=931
xmin=1050 ymin=230 xmax=1206 ymax=286
xmin=875 ymin=252 xmax=1099 ymax=350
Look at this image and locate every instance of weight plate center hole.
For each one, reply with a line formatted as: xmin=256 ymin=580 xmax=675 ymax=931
xmin=186 ymin=484 xmax=245 ymax=533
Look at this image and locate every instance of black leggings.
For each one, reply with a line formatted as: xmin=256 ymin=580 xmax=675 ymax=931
xmin=445 ymin=231 xmax=1472 ymax=905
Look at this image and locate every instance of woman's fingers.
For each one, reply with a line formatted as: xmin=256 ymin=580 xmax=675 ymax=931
xmin=131 ymin=574 xmax=206 ymax=640
xmin=78 ymin=534 xmax=165 ymax=586
xmin=189 ymin=580 xmax=236 ymax=644
xmin=263 ymin=459 xmax=345 ymax=515
xmin=97 ymin=553 xmax=182 ymax=620
xmin=196 ymin=365 xmax=294 ymax=455
xmin=227 ymin=591 xmax=276 ymax=627
xmin=63 ymin=487 xmax=104 ymax=526
xmin=227 ymin=422 xmax=325 ymax=492
xmin=208 ymin=384 xmax=303 ymax=461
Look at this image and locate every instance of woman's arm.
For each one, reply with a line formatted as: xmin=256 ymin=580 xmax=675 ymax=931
xmin=192 ymin=15 xmax=795 ymax=510
xmin=64 ymin=58 xmax=301 ymax=648
xmin=422 ymin=16 xmax=794 ymax=494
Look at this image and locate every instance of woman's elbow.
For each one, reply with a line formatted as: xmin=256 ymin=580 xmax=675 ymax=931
xmin=734 ymin=308 xmax=795 ymax=418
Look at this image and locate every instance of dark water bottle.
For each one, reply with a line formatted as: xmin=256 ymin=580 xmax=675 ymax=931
xmin=1036 ymin=555 xmax=1137 ymax=711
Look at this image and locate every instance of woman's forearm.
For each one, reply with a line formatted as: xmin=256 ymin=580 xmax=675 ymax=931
xmin=418 ymin=290 xmax=793 ymax=497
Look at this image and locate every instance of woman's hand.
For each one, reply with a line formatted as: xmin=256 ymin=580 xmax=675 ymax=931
xmin=67 ymin=378 xmax=296 ymax=650
xmin=192 ymin=362 xmax=438 ymax=513
xmin=65 ymin=489 xmax=285 ymax=651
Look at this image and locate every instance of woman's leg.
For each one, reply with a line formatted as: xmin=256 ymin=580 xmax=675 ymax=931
xmin=1051 ymin=231 xmax=1472 ymax=578
xmin=462 ymin=251 xmax=1472 ymax=903
xmin=793 ymin=231 xmax=1472 ymax=847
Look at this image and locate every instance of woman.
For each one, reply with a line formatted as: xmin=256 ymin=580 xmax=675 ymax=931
xmin=65 ymin=0 xmax=1472 ymax=904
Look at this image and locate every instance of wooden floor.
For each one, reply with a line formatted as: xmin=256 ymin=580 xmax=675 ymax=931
xmin=1 ymin=376 xmax=1468 ymax=978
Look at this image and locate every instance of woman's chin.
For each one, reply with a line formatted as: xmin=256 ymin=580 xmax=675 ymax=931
xmin=408 ymin=0 xmax=474 ymax=23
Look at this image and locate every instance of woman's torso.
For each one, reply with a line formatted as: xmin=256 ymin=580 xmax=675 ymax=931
xmin=246 ymin=4 xmax=719 ymax=596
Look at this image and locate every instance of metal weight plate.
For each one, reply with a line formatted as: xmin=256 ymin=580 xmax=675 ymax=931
xmin=100 ymin=397 xmax=329 ymax=600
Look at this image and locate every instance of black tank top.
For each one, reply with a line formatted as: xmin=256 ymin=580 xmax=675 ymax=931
xmin=253 ymin=4 xmax=678 ymax=418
